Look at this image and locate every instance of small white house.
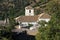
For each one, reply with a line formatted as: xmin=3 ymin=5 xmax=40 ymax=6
xmin=38 ymin=13 xmax=51 ymax=22
xmin=15 ymin=6 xmax=51 ymax=29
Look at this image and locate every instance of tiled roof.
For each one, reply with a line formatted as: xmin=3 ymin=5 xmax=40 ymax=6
xmin=39 ymin=13 xmax=51 ymax=19
xmin=25 ymin=6 xmax=33 ymax=9
xmin=15 ymin=13 xmax=51 ymax=22
xmin=17 ymin=15 xmax=39 ymax=22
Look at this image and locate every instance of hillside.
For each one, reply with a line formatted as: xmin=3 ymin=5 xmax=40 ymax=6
xmin=0 ymin=0 xmax=50 ymax=20
xmin=0 ymin=0 xmax=60 ymax=40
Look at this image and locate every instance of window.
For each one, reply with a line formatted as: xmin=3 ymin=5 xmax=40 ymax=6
xmin=29 ymin=10 xmax=31 ymax=13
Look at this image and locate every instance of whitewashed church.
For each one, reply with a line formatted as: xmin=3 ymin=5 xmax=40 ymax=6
xmin=15 ymin=6 xmax=51 ymax=29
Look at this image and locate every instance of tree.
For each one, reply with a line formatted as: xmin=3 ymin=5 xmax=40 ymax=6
xmin=36 ymin=0 xmax=60 ymax=40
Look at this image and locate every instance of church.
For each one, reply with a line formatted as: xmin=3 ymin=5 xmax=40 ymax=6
xmin=15 ymin=6 xmax=51 ymax=29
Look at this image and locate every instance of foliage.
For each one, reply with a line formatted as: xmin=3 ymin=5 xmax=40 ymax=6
xmin=1 ymin=37 xmax=8 ymax=40
xmin=29 ymin=24 xmax=33 ymax=27
xmin=0 ymin=0 xmax=30 ymax=20
xmin=0 ymin=0 xmax=30 ymax=40
xmin=26 ymin=24 xmax=33 ymax=29
xmin=0 ymin=20 xmax=15 ymax=40
xmin=38 ymin=21 xmax=47 ymax=27
xmin=36 ymin=0 xmax=60 ymax=40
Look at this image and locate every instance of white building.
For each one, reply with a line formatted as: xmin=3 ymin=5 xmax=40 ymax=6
xmin=15 ymin=6 xmax=51 ymax=29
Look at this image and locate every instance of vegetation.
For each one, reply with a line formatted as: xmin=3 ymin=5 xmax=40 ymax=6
xmin=36 ymin=0 xmax=60 ymax=40
xmin=28 ymin=24 xmax=33 ymax=29
xmin=0 ymin=0 xmax=60 ymax=40
xmin=0 ymin=0 xmax=31 ymax=20
xmin=0 ymin=0 xmax=50 ymax=20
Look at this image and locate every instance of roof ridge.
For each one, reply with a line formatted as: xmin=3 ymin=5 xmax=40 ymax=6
xmin=38 ymin=13 xmax=45 ymax=18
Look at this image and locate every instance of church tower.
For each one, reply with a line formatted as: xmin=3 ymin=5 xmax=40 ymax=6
xmin=25 ymin=6 xmax=34 ymax=16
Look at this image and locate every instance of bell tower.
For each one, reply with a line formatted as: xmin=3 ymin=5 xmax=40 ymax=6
xmin=25 ymin=6 xmax=34 ymax=16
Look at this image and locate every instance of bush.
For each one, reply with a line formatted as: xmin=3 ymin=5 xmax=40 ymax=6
xmin=27 ymin=24 xmax=33 ymax=29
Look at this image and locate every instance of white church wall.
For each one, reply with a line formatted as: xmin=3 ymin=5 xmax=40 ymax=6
xmin=39 ymin=19 xmax=50 ymax=22
xmin=29 ymin=22 xmax=37 ymax=25
xmin=22 ymin=22 xmax=28 ymax=24
xmin=21 ymin=22 xmax=28 ymax=26
xmin=22 ymin=22 xmax=37 ymax=24
xmin=21 ymin=22 xmax=38 ymax=27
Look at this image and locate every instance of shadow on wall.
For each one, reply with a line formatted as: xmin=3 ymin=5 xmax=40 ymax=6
xmin=12 ymin=31 xmax=35 ymax=40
